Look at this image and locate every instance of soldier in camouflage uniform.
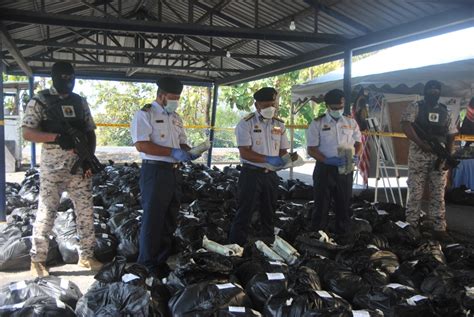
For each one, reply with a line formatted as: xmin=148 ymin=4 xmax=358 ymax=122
xmin=401 ymin=80 xmax=458 ymax=241
xmin=22 ymin=62 xmax=102 ymax=276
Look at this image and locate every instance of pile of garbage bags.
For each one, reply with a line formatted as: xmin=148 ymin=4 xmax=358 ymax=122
xmin=1 ymin=163 xmax=474 ymax=316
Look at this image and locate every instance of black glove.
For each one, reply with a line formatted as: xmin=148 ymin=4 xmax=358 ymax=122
xmin=55 ymin=134 xmax=75 ymax=150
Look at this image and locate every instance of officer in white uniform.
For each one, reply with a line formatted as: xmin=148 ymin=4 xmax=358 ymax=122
xmin=228 ymin=87 xmax=290 ymax=246
xmin=306 ymin=89 xmax=362 ymax=234
xmin=130 ymin=77 xmax=198 ymax=278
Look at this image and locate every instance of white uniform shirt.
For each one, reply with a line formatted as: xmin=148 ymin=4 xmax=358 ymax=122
xmin=235 ymin=111 xmax=290 ymax=168
xmin=130 ymin=101 xmax=187 ymax=162
xmin=306 ymin=113 xmax=362 ymax=158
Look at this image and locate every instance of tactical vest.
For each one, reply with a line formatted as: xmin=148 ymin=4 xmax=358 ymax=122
xmin=33 ymin=89 xmax=87 ymax=134
xmin=415 ymin=100 xmax=449 ymax=143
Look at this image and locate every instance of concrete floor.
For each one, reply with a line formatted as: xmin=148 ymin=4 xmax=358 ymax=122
xmin=2 ymin=163 xmax=473 ymax=294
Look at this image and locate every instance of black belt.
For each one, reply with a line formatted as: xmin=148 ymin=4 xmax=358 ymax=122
xmin=142 ymin=160 xmax=179 ymax=169
xmin=242 ymin=163 xmax=273 ymax=173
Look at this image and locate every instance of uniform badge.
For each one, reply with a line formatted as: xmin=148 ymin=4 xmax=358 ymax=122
xmin=428 ymin=112 xmax=439 ymax=123
xmin=256 ymin=140 xmax=261 ymax=145
xmin=253 ymin=129 xmax=262 ymax=133
xmin=322 ymin=124 xmax=331 ymax=131
xmin=155 ymin=120 xmax=164 ymax=123
xmin=61 ymin=105 xmax=76 ymax=118
xmin=271 ymin=126 xmax=282 ymax=135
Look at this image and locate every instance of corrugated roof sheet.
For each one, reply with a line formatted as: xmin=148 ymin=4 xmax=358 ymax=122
xmin=1 ymin=0 xmax=472 ymax=85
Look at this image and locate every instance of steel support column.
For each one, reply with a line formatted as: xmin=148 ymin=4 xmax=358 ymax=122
xmin=28 ymin=76 xmax=36 ymax=167
xmin=207 ymin=83 xmax=218 ymax=167
xmin=0 ymin=40 xmax=5 ymax=221
xmin=343 ymin=49 xmax=352 ymax=114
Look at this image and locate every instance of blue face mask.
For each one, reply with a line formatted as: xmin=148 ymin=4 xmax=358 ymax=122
xmin=165 ymin=100 xmax=179 ymax=113
xmin=329 ymin=109 xmax=344 ymax=119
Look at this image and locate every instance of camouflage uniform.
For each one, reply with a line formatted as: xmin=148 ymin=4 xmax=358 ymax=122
xmin=22 ymin=87 xmax=96 ymax=262
xmin=401 ymin=101 xmax=457 ymax=231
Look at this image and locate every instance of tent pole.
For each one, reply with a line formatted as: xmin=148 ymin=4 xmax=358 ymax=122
xmin=28 ymin=76 xmax=36 ymax=168
xmin=207 ymin=83 xmax=218 ymax=167
xmin=343 ymin=49 xmax=352 ymax=113
xmin=0 ymin=41 xmax=5 ymax=221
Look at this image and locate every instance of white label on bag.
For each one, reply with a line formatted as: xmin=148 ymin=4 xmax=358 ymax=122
xmin=115 ymin=204 xmax=124 ymax=207
xmin=352 ymin=310 xmax=371 ymax=317
xmin=9 ymin=281 xmax=27 ymax=291
xmin=216 ymin=283 xmax=235 ymax=290
xmin=286 ymin=298 xmax=294 ymax=306
xmin=269 ymin=261 xmax=284 ymax=266
xmin=279 ymin=217 xmax=292 ymax=221
xmin=228 ymin=306 xmax=246 ymax=313
xmin=386 ymin=283 xmax=413 ymax=290
xmin=60 ymin=279 xmax=69 ymax=290
xmin=316 ymin=291 xmax=332 ymax=298
xmin=56 ymin=299 xmax=65 ymax=309
xmin=446 ymin=243 xmax=460 ymax=248
xmin=101 ymin=223 xmax=107 ymax=229
xmin=94 ymin=206 xmax=104 ymax=209
xmin=121 ymin=273 xmax=140 ymax=283
xmin=266 ymin=273 xmax=285 ymax=280
xmin=407 ymin=295 xmax=427 ymax=306
xmin=102 ymin=233 xmax=108 ymax=238
xmin=395 ymin=221 xmax=409 ymax=228
xmin=376 ymin=209 xmax=388 ymax=215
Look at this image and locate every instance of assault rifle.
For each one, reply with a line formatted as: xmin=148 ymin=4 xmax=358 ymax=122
xmin=412 ymin=122 xmax=459 ymax=169
xmin=46 ymin=104 xmax=104 ymax=175
xmin=66 ymin=125 xmax=104 ymax=175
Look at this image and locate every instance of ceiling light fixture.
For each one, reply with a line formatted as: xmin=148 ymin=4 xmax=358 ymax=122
xmin=289 ymin=19 xmax=296 ymax=31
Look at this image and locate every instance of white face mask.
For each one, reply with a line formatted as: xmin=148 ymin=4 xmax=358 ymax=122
xmin=165 ymin=100 xmax=179 ymax=113
xmin=260 ymin=106 xmax=276 ymax=119
xmin=329 ymin=109 xmax=344 ymax=119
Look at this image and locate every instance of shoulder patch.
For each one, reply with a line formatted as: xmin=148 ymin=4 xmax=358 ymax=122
xmin=273 ymin=117 xmax=284 ymax=123
xmin=141 ymin=104 xmax=152 ymax=112
xmin=314 ymin=114 xmax=325 ymax=121
xmin=244 ymin=113 xmax=255 ymax=121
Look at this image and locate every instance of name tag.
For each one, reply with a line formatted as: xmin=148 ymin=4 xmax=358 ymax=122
xmin=322 ymin=124 xmax=331 ymax=131
xmin=428 ymin=113 xmax=439 ymax=122
xmin=155 ymin=120 xmax=164 ymax=123
xmin=253 ymin=129 xmax=262 ymax=133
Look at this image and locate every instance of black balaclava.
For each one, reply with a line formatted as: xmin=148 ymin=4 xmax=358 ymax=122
xmin=424 ymin=80 xmax=441 ymax=105
xmin=52 ymin=62 xmax=75 ymax=94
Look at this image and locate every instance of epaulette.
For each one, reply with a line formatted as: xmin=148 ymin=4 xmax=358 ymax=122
xmin=314 ymin=114 xmax=325 ymax=121
xmin=343 ymin=113 xmax=353 ymax=118
xmin=141 ymin=104 xmax=152 ymax=112
xmin=244 ymin=113 xmax=255 ymax=121
xmin=273 ymin=117 xmax=284 ymax=123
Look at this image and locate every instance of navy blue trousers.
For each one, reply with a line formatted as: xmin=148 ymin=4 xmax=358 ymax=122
xmin=311 ymin=162 xmax=352 ymax=234
xmin=137 ymin=162 xmax=181 ymax=272
xmin=228 ymin=167 xmax=279 ymax=246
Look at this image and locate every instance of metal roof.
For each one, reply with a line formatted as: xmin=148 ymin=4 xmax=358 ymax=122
xmin=0 ymin=0 xmax=473 ymax=86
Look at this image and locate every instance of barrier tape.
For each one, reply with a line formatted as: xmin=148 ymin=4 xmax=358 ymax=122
xmin=95 ymin=122 xmax=474 ymax=141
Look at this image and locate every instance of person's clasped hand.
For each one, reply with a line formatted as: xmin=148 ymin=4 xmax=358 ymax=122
xmin=171 ymin=148 xmax=191 ymax=162
xmin=265 ymin=156 xmax=284 ymax=167
xmin=324 ymin=156 xmax=346 ymax=167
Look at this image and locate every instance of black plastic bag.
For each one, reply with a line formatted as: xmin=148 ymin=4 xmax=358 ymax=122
xmin=168 ymin=281 xmax=251 ymax=317
xmin=75 ymin=282 xmax=150 ymax=317
xmin=114 ymin=217 xmax=141 ymax=261
xmin=245 ymin=272 xmax=288 ymax=311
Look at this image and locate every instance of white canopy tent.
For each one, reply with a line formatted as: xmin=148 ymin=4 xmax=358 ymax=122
xmin=291 ymin=58 xmax=474 ymax=103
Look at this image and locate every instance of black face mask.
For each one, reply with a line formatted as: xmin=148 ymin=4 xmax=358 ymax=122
xmin=52 ymin=75 xmax=75 ymax=94
xmin=425 ymin=93 xmax=440 ymax=105
xmin=51 ymin=62 xmax=75 ymax=94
